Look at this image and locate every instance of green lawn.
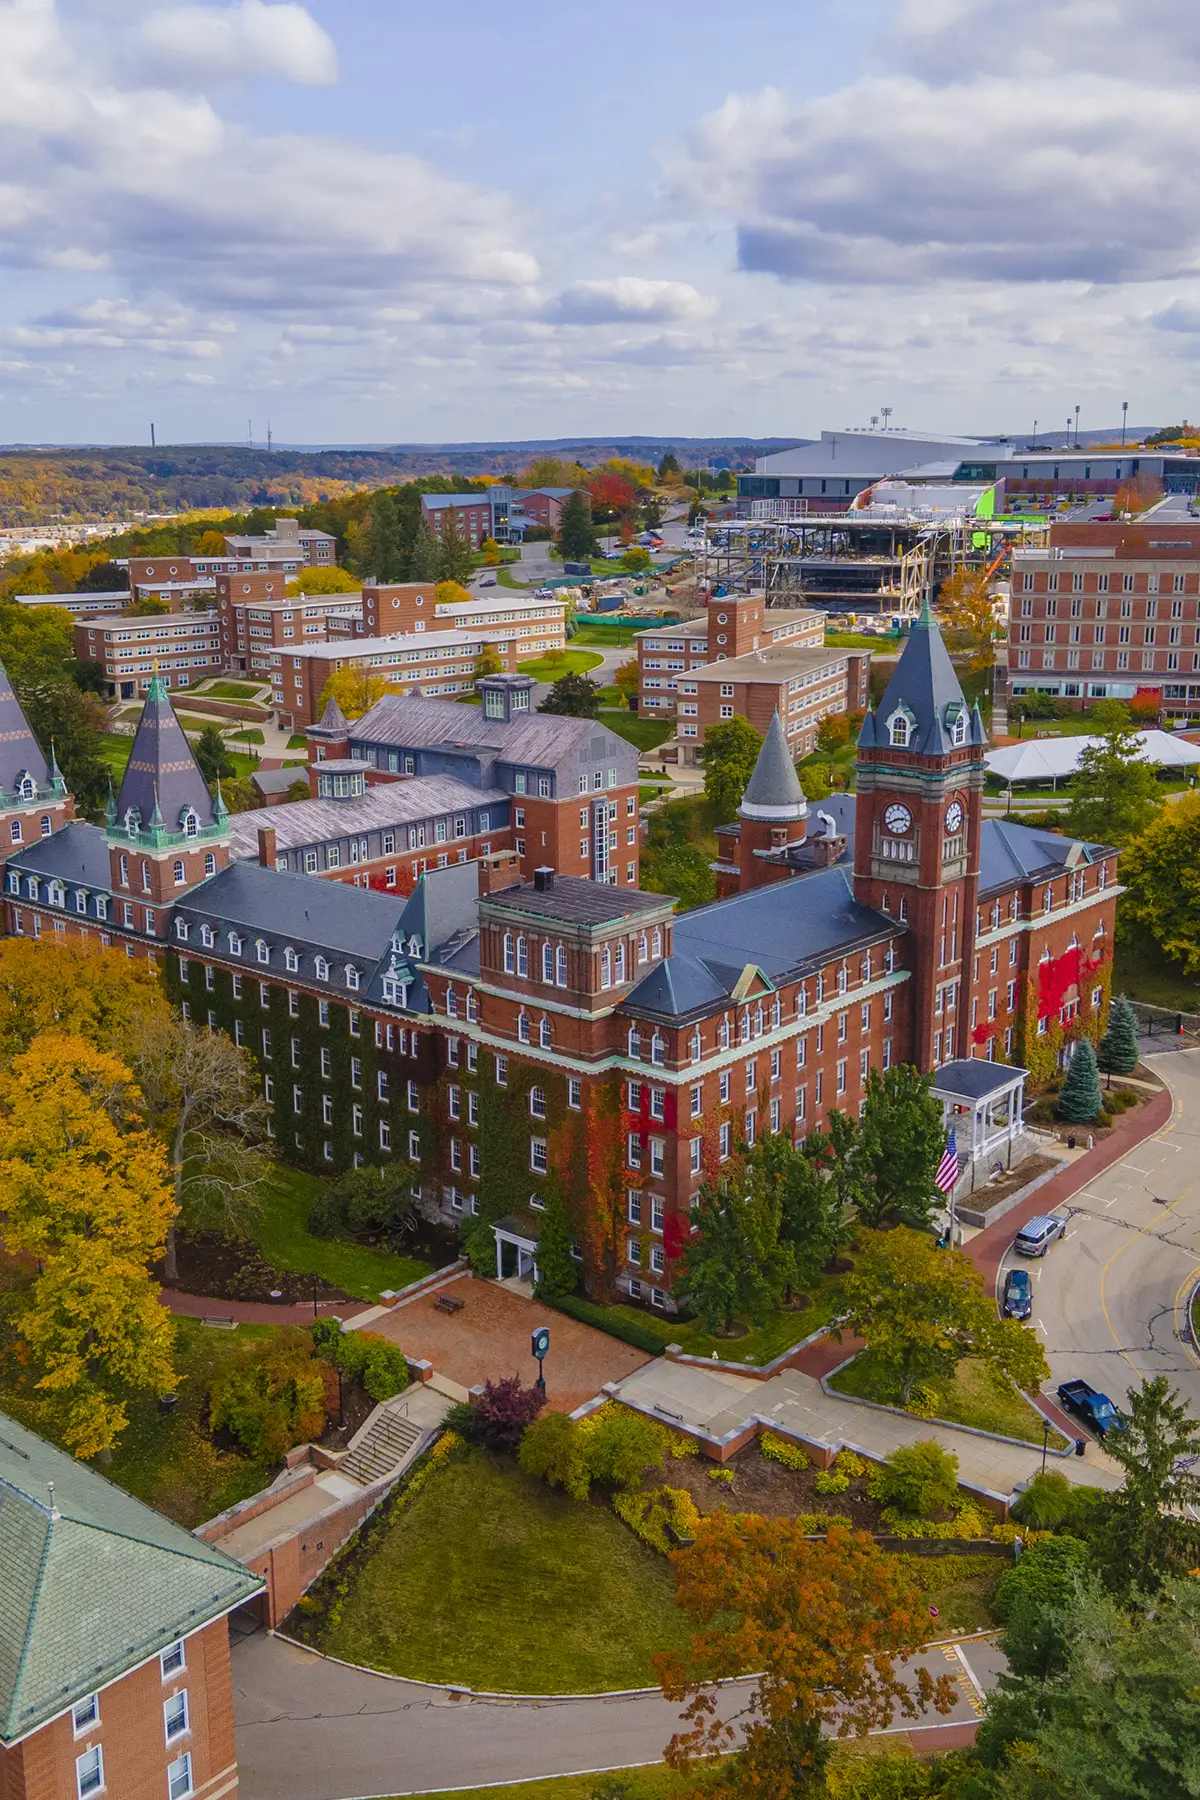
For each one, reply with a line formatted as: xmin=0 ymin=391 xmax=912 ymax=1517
xmin=517 ymin=649 xmax=604 ymax=682
xmin=830 ymin=1351 xmax=1067 ymax=1449
xmin=826 ymin=631 xmax=894 ymax=650
xmin=571 ymin=622 xmax=649 ymax=649
xmin=0 ymin=1311 xmax=281 ymax=1528
xmin=639 ymin=780 xmax=675 ymax=802
xmin=286 ymin=733 xmax=308 ymax=749
xmin=97 ymin=733 xmax=259 ymax=782
xmin=498 ymin=567 xmax=530 ymax=590
xmin=313 ymin=1446 xmax=692 ymax=1693
xmin=251 ymin=1163 xmax=432 ymax=1301
xmin=192 ymin=679 xmax=268 ymax=701
xmin=1114 ymin=936 xmax=1200 ymax=1012
xmin=599 ymin=711 xmax=674 ymax=752
xmin=398 ymin=1771 xmax=695 ymax=1800
xmin=895 ymin=1552 xmax=1004 ymax=1634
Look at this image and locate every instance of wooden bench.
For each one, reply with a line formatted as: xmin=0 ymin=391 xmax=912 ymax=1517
xmin=433 ymin=1292 xmax=465 ymax=1316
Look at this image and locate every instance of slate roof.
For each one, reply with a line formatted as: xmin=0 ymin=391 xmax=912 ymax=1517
xmin=116 ymin=675 xmax=215 ymax=831
xmin=228 ymin=776 xmax=505 ymax=857
xmin=251 ymin=767 xmax=303 ymax=797
xmin=0 ymin=661 xmax=50 ymax=795
xmin=623 ymin=866 xmax=894 ymax=1021
xmin=978 ymin=818 xmax=1109 ymax=892
xmin=174 ymin=861 xmax=406 ymax=968
xmin=348 ymin=693 xmax=637 ymax=770
xmin=740 ymin=712 xmax=809 ymax=821
xmin=858 ymin=601 xmax=971 ymax=756
xmin=483 ymin=876 xmax=672 ymax=927
xmin=0 ymin=1408 xmax=261 ymax=1745
xmin=5 ymin=821 xmax=110 ymax=887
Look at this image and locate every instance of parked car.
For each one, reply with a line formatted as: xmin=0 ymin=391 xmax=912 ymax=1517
xmin=1014 ymin=1214 xmax=1068 ymax=1257
xmin=478 ymin=575 xmax=497 ymax=587
xmin=1057 ymin=1379 xmax=1125 ymax=1437
xmin=1002 ymin=1268 xmax=1033 ymax=1320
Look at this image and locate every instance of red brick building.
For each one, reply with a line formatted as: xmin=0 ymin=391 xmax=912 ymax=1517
xmin=0 ymin=1408 xmax=260 ymax=1800
xmin=2 ymin=611 xmax=1118 ymax=1310
xmin=1008 ymin=520 xmax=1200 ymax=718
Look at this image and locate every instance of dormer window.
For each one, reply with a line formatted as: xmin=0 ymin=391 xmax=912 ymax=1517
xmin=407 ymin=935 xmax=421 ymax=957
xmin=284 ymin=946 xmax=299 ymax=971
xmin=228 ymin=932 xmax=243 ymax=955
xmin=124 ymin=807 xmax=141 ymax=833
xmin=175 ymin=919 xmax=188 ymax=941
xmin=256 ymin=939 xmax=270 ymax=964
xmin=200 ymin=924 xmax=214 ymax=947
xmin=948 ymin=707 xmax=968 ymax=746
xmin=48 ymin=881 xmax=64 ymax=907
xmin=5 ymin=872 xmax=17 ymax=895
xmin=886 ymin=707 xmax=913 ymax=748
xmin=16 ymin=773 xmax=35 ymax=801
xmin=181 ymin=808 xmax=200 ymax=837
xmin=315 ymin=956 xmax=330 ymax=980
xmin=346 ymin=966 xmax=360 ymax=990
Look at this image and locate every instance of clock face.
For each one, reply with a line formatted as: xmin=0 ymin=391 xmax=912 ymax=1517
xmin=884 ymin=803 xmax=913 ymax=835
xmin=945 ymin=800 xmax=964 ymax=833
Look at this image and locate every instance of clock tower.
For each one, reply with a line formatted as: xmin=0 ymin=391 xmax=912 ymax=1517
xmin=852 ymin=599 xmax=988 ymax=1072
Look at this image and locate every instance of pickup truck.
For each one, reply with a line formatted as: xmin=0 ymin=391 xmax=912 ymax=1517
xmin=1057 ymin=1379 xmax=1124 ymax=1437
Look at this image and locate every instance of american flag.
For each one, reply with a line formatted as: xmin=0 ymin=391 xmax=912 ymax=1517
xmin=935 ymin=1129 xmax=959 ymax=1195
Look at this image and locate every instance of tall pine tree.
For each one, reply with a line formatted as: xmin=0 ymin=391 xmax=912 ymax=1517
xmin=558 ymin=489 xmax=596 ymax=561
xmin=364 ymin=491 xmax=403 ymax=582
xmin=436 ymin=509 xmax=474 ymax=584
xmin=1098 ymin=996 xmax=1140 ymax=1075
xmin=1057 ymin=1038 xmax=1103 ymax=1122
xmin=408 ymin=518 xmax=439 ymax=582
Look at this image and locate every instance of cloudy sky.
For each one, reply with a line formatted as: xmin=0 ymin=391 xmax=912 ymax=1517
xmin=0 ymin=0 xmax=1196 ymax=444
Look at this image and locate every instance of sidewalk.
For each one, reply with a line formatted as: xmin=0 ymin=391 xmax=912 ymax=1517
xmin=160 ymin=1287 xmax=372 ymax=1326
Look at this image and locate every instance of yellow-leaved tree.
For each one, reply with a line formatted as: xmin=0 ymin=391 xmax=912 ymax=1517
xmin=936 ymin=568 xmax=998 ymax=673
xmin=317 ymin=667 xmax=402 ymax=720
xmin=0 ymin=935 xmax=170 ymax=1061
xmin=0 ymin=1034 xmax=178 ymax=1457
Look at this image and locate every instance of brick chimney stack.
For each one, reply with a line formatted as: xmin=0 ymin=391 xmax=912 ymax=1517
xmin=257 ymin=824 xmax=277 ymax=868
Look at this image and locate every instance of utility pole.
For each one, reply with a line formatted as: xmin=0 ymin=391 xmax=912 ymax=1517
xmin=150 ymin=422 xmax=156 ymax=447
xmin=266 ymin=420 xmax=273 ymax=453
xmin=247 ymin=419 xmax=253 ymax=448
xmin=1121 ymin=401 xmax=1129 ymax=447
xmin=1073 ymin=404 xmax=1080 ymax=448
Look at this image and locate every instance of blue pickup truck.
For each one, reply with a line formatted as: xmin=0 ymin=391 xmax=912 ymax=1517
xmin=1057 ymin=1379 xmax=1124 ymax=1437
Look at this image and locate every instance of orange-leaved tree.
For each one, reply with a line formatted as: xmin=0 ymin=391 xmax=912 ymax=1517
xmin=655 ymin=1513 xmax=955 ymax=1798
xmin=0 ymin=934 xmax=170 ymax=1061
xmin=0 ymin=1034 xmax=177 ymax=1456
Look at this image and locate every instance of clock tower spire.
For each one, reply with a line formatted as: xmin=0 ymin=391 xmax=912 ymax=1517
xmin=853 ymin=601 xmax=987 ymax=1071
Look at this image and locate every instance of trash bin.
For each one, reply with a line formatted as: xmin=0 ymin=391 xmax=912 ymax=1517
xmin=1075 ymin=1437 xmax=1086 ymax=1457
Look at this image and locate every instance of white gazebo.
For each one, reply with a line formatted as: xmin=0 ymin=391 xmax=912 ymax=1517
xmin=931 ymin=1058 xmax=1030 ymax=1194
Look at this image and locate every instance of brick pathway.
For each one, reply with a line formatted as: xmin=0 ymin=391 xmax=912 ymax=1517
xmin=159 ymin=1287 xmax=353 ymax=1326
xmin=364 ymin=1273 xmax=650 ymax=1412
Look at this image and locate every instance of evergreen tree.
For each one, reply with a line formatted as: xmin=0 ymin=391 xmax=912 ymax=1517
xmin=1097 ymin=996 xmax=1140 ymax=1076
xmin=193 ymin=724 xmax=235 ymax=786
xmin=364 ymin=491 xmax=402 ymax=582
xmin=408 ymin=518 xmax=439 ymax=582
xmin=558 ymin=489 xmax=597 ymax=561
xmin=657 ymin=452 xmax=680 ymax=480
xmin=436 ymin=509 xmax=474 ymax=585
xmin=538 ymin=672 xmax=601 ymax=717
xmin=1056 ymin=1038 xmax=1103 ymax=1122
xmin=857 ymin=1063 xmax=946 ymax=1228
xmin=533 ymin=1190 xmax=577 ymax=1299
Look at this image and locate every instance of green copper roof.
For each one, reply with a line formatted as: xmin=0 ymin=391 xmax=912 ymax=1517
xmin=0 ymin=1410 xmax=262 ymax=1745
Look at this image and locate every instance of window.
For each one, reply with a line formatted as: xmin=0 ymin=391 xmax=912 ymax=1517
xmin=72 ymin=1694 xmax=99 ymax=1735
xmin=167 ymin=1752 xmax=193 ymax=1800
xmin=529 ymin=1084 xmax=547 ymax=1119
xmin=161 ymin=1641 xmax=186 ymax=1677
xmin=76 ymin=1746 xmax=103 ymax=1798
xmin=164 ymin=1690 xmax=189 ymax=1742
xmin=568 ymin=1077 xmax=582 ymax=1109
xmin=530 ymin=1137 xmax=548 ymax=1173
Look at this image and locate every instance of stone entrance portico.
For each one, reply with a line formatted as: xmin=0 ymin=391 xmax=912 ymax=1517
xmin=493 ymin=1213 xmax=541 ymax=1283
xmin=932 ymin=1057 xmax=1032 ymax=1196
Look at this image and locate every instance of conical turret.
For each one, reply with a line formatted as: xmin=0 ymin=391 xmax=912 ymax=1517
xmin=734 ymin=711 xmax=810 ymax=893
xmin=113 ymin=674 xmax=217 ymax=841
xmin=870 ymin=600 xmax=970 ymax=756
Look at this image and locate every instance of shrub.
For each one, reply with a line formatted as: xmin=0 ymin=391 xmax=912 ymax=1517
xmin=814 ymin=1469 xmax=850 ymax=1495
xmin=905 ymin=1382 xmax=941 ymax=1420
xmin=879 ymin=1497 xmax=989 ymax=1540
xmin=519 ymin=1402 xmax=684 ymax=1499
xmin=306 ymin=1166 xmax=416 ymax=1245
xmin=612 ymin=1485 xmax=700 ymax=1553
xmin=518 ymin=1412 xmax=589 ymax=1498
xmin=1011 ymin=1471 xmax=1076 ymax=1530
xmin=994 ymin=1534 xmax=1092 ymax=1624
xmin=470 ymin=1377 xmax=545 ymax=1451
xmin=582 ymin=1407 xmax=666 ymax=1493
xmin=306 ymin=1192 xmax=343 ymax=1238
xmin=708 ymin=1465 xmax=735 ymax=1484
xmin=835 ymin=1450 xmax=867 ymax=1477
xmin=542 ymin=1292 xmax=673 ymax=1355
xmin=209 ymin=1328 xmax=327 ymax=1459
xmin=868 ymin=1440 xmax=960 ymax=1518
xmin=312 ymin=1326 xmax=409 ymax=1402
xmin=462 ymin=1217 xmax=498 ymax=1276
xmin=761 ymin=1431 xmax=810 ymax=1471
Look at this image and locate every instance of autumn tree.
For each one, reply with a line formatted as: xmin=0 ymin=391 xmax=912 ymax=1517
xmin=126 ymin=595 xmax=170 ymax=617
xmin=0 ymin=935 xmax=168 ymax=1061
xmin=0 ymin=1034 xmax=177 ymax=1456
xmin=1119 ymin=791 xmax=1200 ymax=973
xmin=613 ymin=658 xmax=640 ymax=705
xmin=657 ymin=1514 xmax=956 ymax=1797
xmin=317 ymin=668 xmax=399 ymax=719
xmin=835 ymin=1227 xmax=1049 ymax=1406
xmin=285 ymin=565 xmax=359 ymax=595
xmin=588 ymin=471 xmax=638 ymax=526
xmin=435 ymin=579 xmax=473 ymax=609
xmin=474 ymin=642 xmax=504 ymax=678
xmin=1113 ymin=472 xmax=1164 ymax=517
xmin=436 ymin=510 xmax=474 ymax=585
xmin=700 ymin=715 xmax=762 ymax=821
xmin=480 ymin=536 xmax=501 ymax=565
xmin=621 ymin=545 xmax=652 ymax=573
xmin=1064 ymin=699 xmax=1162 ymax=846
xmin=815 ymin=711 xmax=850 ymax=779
xmin=937 ymin=567 xmax=998 ymax=672
xmin=129 ymin=1011 xmax=271 ymax=1281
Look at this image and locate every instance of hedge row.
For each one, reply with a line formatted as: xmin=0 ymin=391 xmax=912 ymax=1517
xmin=544 ymin=1293 xmax=675 ymax=1356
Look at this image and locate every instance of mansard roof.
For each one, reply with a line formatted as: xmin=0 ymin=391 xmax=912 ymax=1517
xmin=6 ymin=821 xmax=110 ymax=888
xmin=114 ymin=675 xmax=216 ymax=834
xmin=739 ymin=711 xmax=808 ymax=822
xmin=227 ymin=775 xmax=505 ymax=859
xmin=173 ymin=861 xmax=405 ymax=970
xmin=347 ymin=693 xmax=639 ymax=773
xmin=0 ymin=660 xmax=51 ymax=795
xmin=623 ymin=866 xmax=895 ymax=1022
xmin=870 ymin=599 xmax=972 ymax=756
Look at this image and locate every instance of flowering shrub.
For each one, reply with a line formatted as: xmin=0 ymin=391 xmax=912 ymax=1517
xmin=707 ymin=1465 xmax=736 ymax=1484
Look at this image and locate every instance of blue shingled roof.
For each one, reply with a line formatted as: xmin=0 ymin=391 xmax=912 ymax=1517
xmin=871 ymin=603 xmax=970 ymax=756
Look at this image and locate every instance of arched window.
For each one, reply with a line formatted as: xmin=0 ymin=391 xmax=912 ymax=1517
xmin=950 ymin=709 xmax=968 ymax=746
xmin=539 ymin=1018 xmax=552 ymax=1048
xmin=689 ymin=1028 xmax=702 ymax=1062
xmin=140 ymin=860 xmax=151 ymax=891
xmin=503 ymin=930 xmax=515 ymax=973
xmin=838 ymin=963 xmax=848 ymax=994
xmin=228 ymin=932 xmax=243 ymax=955
xmin=9 ymin=820 xmax=21 ymax=844
xmin=172 ymin=859 xmax=185 ymax=885
xmin=284 ymin=946 xmax=299 ymax=971
xmin=651 ymin=1032 xmax=665 ymax=1066
xmin=256 ymin=939 xmax=270 ymax=964
xmin=627 ymin=1024 xmax=641 ymax=1057
xmin=446 ymin=985 xmax=458 ymax=1017
xmin=182 ymin=808 xmax=199 ymax=837
xmin=651 ymin=928 xmax=662 ymax=958
xmin=16 ymin=773 xmax=35 ymax=801
xmin=174 ymin=919 xmax=188 ymax=941
xmin=615 ymin=942 xmax=626 ymax=981
xmin=119 ymin=852 xmax=127 ymax=884
xmin=516 ymin=935 xmax=528 ymax=977
xmin=600 ymin=946 xmax=612 ymax=989
xmin=345 ymin=965 xmax=360 ymax=990
xmin=315 ymin=955 xmax=329 ymax=980
xmin=204 ymin=853 xmax=216 ymax=876
xmin=124 ymin=807 xmax=140 ymax=834
xmin=200 ymin=924 xmax=214 ymax=947
xmin=637 ymin=932 xmax=648 ymax=963
xmin=887 ymin=710 xmax=910 ymax=748
xmin=518 ymin=1010 xmax=530 ymax=1043
xmin=555 ymin=945 xmax=567 ymax=986
xmin=541 ymin=943 xmax=553 ymax=983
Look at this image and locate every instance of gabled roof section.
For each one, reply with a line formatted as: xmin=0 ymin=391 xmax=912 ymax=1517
xmin=0 ymin=660 xmax=51 ymax=797
xmin=114 ymin=675 xmax=215 ymax=836
xmin=0 ymin=1408 xmax=261 ymax=1745
xmin=874 ymin=599 xmax=970 ymax=756
xmin=978 ymin=818 xmax=1110 ymax=893
xmin=739 ymin=712 xmax=808 ymax=822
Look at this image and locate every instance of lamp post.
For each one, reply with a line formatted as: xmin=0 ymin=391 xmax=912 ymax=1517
xmin=1121 ymin=401 xmax=1129 ymax=447
xmin=1073 ymin=404 xmax=1081 ymax=449
xmin=1041 ymin=1415 xmax=1052 ymax=1474
xmin=312 ymin=1275 xmax=319 ymax=1320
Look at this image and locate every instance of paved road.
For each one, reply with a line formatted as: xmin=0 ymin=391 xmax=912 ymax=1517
xmin=231 ymin=1623 xmax=997 ymax=1800
xmin=1000 ymin=1049 xmax=1200 ymax=1420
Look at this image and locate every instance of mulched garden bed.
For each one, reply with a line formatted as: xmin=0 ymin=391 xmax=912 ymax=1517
xmin=164 ymin=1230 xmax=350 ymax=1304
xmin=649 ymin=1441 xmax=888 ymax=1533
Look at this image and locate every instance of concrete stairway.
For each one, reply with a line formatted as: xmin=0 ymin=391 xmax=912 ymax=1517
xmin=339 ymin=1404 xmax=423 ymax=1487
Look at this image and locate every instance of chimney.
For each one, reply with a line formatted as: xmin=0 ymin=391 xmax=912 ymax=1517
xmin=258 ymin=824 xmax=277 ymax=869
xmin=533 ymin=866 xmax=554 ymax=892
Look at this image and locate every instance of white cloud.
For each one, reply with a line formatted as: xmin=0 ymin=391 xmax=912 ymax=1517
xmin=548 ymin=277 xmax=717 ymax=324
xmin=137 ymin=1 xmax=337 ymax=87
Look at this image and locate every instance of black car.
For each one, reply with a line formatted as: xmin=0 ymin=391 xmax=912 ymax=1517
xmin=1002 ymin=1268 xmax=1033 ymax=1320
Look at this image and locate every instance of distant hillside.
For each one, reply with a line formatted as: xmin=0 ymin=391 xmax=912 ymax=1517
xmin=0 ymin=439 xmax=808 ymax=526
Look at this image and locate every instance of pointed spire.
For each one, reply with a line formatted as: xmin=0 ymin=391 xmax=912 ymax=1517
xmin=856 ymin=698 xmax=878 ymax=749
xmin=316 ymin=694 xmax=348 ymax=733
xmin=47 ymin=740 xmax=62 ymax=787
xmin=105 ymin=774 xmax=117 ymax=828
xmin=213 ymin=776 xmax=228 ymax=822
xmin=113 ymin=677 xmax=219 ymax=840
xmin=149 ymin=782 xmax=165 ymax=832
xmin=970 ymin=696 xmax=988 ymax=747
xmin=739 ymin=712 xmax=809 ymax=822
xmin=869 ymin=598 xmax=970 ymax=757
xmin=0 ymin=657 xmax=50 ymax=796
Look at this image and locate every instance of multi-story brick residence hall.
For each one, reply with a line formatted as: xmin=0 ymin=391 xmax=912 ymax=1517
xmin=2 ymin=610 xmax=1118 ymax=1312
xmin=0 ymin=1408 xmax=260 ymax=1800
xmin=1008 ymin=519 xmax=1200 ymax=719
xmin=635 ymin=592 xmax=869 ymax=763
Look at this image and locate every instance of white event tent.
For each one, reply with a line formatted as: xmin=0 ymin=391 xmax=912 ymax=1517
xmin=986 ymin=729 xmax=1200 ymax=787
